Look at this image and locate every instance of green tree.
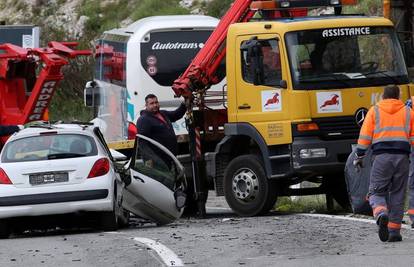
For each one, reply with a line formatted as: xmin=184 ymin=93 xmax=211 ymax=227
xmin=206 ymin=0 xmax=233 ymax=18
xmin=130 ymin=0 xmax=189 ymax=21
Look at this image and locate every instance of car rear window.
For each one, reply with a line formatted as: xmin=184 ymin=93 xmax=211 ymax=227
xmin=1 ymin=133 xmax=98 ymax=163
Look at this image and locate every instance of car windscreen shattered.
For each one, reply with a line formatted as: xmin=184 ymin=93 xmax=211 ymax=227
xmin=2 ymin=134 xmax=98 ymax=163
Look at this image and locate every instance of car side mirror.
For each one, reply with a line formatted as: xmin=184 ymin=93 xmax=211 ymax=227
xmin=84 ymin=80 xmax=101 ymax=107
xmin=110 ymin=149 xmax=128 ymax=161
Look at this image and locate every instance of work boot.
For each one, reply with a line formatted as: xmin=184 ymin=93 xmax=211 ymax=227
xmin=377 ymin=214 xmax=389 ymax=242
xmin=388 ymin=233 xmax=403 ymax=242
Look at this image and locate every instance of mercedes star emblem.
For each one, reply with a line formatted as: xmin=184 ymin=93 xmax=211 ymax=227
xmin=355 ymin=108 xmax=368 ymax=127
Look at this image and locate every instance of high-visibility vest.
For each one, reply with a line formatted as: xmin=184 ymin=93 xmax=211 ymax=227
xmin=357 ymin=102 xmax=414 ymax=151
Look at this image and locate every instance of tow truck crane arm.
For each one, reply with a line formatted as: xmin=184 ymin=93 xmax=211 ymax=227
xmin=0 ymin=42 xmax=91 ymax=133
xmin=172 ymin=0 xmax=356 ymax=97
xmin=172 ymin=0 xmax=256 ymax=98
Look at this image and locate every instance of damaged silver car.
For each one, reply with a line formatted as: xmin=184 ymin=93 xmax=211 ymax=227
xmin=114 ymin=134 xmax=187 ymax=225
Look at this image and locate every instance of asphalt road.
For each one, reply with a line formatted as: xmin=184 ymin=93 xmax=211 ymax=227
xmin=2 ymin=196 xmax=414 ymax=267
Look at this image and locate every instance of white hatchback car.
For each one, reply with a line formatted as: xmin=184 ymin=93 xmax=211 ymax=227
xmin=0 ymin=123 xmax=187 ymax=238
xmin=0 ymin=123 xmax=130 ymax=237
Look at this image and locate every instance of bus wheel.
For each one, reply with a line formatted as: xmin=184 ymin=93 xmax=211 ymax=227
xmin=224 ymin=155 xmax=277 ymax=216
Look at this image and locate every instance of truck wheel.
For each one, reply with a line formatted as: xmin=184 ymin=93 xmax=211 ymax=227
xmin=0 ymin=220 xmax=10 ymax=239
xmin=224 ymin=155 xmax=277 ymax=216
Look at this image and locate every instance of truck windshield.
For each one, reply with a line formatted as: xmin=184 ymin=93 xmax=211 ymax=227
xmin=285 ymin=26 xmax=409 ymax=90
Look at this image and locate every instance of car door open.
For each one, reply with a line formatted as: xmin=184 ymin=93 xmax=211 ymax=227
xmin=120 ymin=134 xmax=187 ymax=225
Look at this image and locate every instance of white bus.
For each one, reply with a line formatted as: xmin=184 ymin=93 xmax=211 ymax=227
xmin=85 ymin=15 xmax=226 ymax=149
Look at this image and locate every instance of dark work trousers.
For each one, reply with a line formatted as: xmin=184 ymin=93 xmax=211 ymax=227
xmin=408 ymin=151 xmax=414 ymax=221
xmin=368 ymin=153 xmax=409 ymax=234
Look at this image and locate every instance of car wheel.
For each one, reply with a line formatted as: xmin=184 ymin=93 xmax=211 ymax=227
xmin=0 ymin=220 xmax=10 ymax=239
xmin=100 ymin=187 xmax=121 ymax=231
xmin=117 ymin=209 xmax=130 ymax=228
xmin=224 ymin=155 xmax=277 ymax=216
xmin=115 ymin=184 xmax=130 ymax=228
xmin=100 ymin=211 xmax=118 ymax=231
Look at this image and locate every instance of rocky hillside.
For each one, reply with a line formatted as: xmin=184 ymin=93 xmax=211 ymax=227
xmin=0 ymin=0 xmax=228 ymax=43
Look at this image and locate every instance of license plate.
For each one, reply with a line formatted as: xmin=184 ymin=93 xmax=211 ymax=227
xmin=29 ymin=172 xmax=69 ymax=185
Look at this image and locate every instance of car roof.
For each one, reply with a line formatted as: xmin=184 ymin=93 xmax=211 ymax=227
xmin=7 ymin=123 xmax=97 ymax=141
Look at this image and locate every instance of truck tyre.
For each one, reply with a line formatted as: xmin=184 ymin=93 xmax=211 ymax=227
xmin=0 ymin=220 xmax=10 ymax=239
xmin=224 ymin=155 xmax=277 ymax=216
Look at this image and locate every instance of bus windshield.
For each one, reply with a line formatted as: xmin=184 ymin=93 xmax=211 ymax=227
xmin=285 ymin=26 xmax=409 ymax=90
xmin=140 ymin=30 xmax=225 ymax=86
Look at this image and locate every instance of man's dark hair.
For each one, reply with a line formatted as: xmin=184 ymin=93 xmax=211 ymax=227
xmin=145 ymin=94 xmax=157 ymax=103
xmin=383 ymin=85 xmax=400 ymax=99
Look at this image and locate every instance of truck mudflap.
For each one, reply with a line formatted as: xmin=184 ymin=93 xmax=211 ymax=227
xmin=344 ymin=147 xmax=372 ymax=215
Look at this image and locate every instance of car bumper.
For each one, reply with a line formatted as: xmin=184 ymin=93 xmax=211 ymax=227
xmin=0 ymin=178 xmax=114 ymax=219
xmin=291 ymin=137 xmax=354 ymax=175
xmin=0 ymin=197 xmax=113 ymax=219
xmin=0 ymin=189 xmax=108 ymax=206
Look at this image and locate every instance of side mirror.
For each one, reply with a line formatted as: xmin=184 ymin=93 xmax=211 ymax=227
xmin=279 ymin=80 xmax=287 ymax=89
xmin=241 ymin=36 xmax=264 ymax=85
xmin=110 ymin=149 xmax=128 ymax=161
xmin=84 ymin=80 xmax=101 ymax=107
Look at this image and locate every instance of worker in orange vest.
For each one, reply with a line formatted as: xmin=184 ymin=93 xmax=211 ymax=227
xmin=354 ymin=84 xmax=414 ymax=242
xmin=406 ymin=95 xmax=414 ymax=228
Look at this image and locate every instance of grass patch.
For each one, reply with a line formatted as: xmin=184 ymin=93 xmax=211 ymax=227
xmin=275 ymin=195 xmax=347 ymax=214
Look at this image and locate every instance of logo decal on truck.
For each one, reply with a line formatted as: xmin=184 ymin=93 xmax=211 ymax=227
xmin=28 ymin=80 xmax=57 ymax=121
xmin=151 ymin=42 xmax=205 ymax=50
xmin=322 ymin=27 xmax=370 ymax=37
xmin=262 ymin=90 xmax=282 ymax=112
xmin=317 ymin=91 xmax=343 ymax=113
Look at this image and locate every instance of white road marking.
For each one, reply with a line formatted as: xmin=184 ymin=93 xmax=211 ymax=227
xmin=133 ymin=237 xmax=184 ymax=267
xmin=298 ymin=213 xmax=413 ymax=230
xmin=206 ymin=206 xmax=232 ymax=211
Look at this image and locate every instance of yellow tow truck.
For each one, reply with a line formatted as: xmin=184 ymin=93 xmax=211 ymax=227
xmin=171 ymin=0 xmax=414 ymax=216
